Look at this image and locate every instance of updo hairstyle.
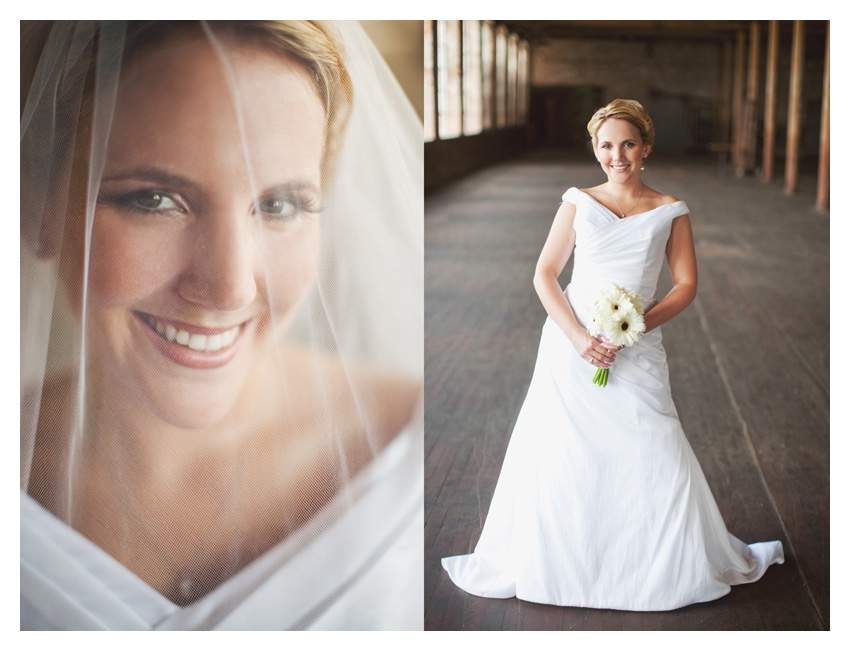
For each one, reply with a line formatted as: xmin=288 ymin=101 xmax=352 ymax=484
xmin=587 ymin=99 xmax=655 ymax=149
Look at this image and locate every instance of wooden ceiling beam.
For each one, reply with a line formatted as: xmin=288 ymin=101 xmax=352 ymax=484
xmin=497 ymin=19 xmax=827 ymax=50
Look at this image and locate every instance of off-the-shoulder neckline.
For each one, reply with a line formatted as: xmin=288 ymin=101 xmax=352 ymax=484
xmin=571 ymin=188 xmax=685 ymax=220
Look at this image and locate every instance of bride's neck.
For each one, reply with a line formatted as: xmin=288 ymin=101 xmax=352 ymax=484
xmin=82 ymin=365 xmax=274 ymax=485
xmin=605 ymin=180 xmax=644 ymax=200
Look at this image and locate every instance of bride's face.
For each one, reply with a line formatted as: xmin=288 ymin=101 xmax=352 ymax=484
xmin=62 ymin=34 xmax=326 ymax=429
xmin=594 ymin=118 xmax=651 ymax=184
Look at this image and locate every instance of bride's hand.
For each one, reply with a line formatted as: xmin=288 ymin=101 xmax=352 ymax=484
xmin=571 ymin=331 xmax=617 ymax=368
xmin=598 ymin=335 xmax=624 ymax=353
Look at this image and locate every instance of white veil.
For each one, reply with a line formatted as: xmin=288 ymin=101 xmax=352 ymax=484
xmin=20 ymin=20 xmax=423 ymax=630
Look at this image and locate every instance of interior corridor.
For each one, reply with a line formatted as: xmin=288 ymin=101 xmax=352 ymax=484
xmin=424 ymin=149 xmax=829 ymax=630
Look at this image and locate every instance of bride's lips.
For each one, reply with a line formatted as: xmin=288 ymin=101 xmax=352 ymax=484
xmin=134 ymin=311 xmax=247 ymax=369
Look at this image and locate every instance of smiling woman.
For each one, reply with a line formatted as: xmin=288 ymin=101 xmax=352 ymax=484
xmin=441 ymin=98 xmax=784 ymax=612
xmin=75 ymin=34 xmax=325 ymax=430
xmin=20 ymin=21 xmax=423 ymax=630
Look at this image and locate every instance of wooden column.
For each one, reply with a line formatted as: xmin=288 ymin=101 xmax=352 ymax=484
xmin=785 ymin=20 xmax=805 ymax=196
xmin=481 ymin=22 xmax=487 ymax=132
xmin=431 ymin=20 xmax=440 ymax=139
xmin=732 ymin=29 xmax=747 ymax=174
xmin=488 ymin=22 xmax=497 ymax=130
xmin=743 ymin=21 xmax=760 ymax=172
xmin=763 ymin=20 xmax=780 ymax=181
xmin=458 ymin=22 xmax=464 ymax=134
xmin=716 ymin=38 xmax=734 ymax=145
xmin=816 ymin=23 xmax=829 ymax=211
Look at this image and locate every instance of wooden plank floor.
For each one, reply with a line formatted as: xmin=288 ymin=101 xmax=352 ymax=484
xmin=424 ymin=150 xmax=829 ymax=631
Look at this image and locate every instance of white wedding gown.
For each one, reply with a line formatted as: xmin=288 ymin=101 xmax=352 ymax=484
xmin=21 ymin=416 xmax=423 ymax=630
xmin=441 ymin=187 xmax=784 ymax=611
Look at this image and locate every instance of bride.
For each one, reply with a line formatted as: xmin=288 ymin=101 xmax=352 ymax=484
xmin=20 ymin=21 xmax=423 ymax=630
xmin=441 ymin=99 xmax=784 ymax=611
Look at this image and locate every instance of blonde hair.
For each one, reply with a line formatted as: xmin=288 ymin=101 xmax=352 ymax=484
xmin=21 ymin=20 xmax=353 ymax=178
xmin=587 ymin=99 xmax=655 ymax=149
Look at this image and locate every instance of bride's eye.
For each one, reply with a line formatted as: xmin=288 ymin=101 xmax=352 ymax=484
xmin=256 ymin=196 xmax=297 ymax=219
xmin=109 ymin=190 xmax=181 ymax=214
xmin=254 ymin=193 xmax=322 ymax=222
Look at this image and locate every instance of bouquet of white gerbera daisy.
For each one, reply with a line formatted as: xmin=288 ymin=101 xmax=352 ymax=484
xmin=586 ymin=283 xmax=646 ymax=387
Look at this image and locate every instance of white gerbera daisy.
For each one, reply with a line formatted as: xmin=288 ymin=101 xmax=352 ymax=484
xmin=586 ymin=312 xmax=606 ymax=337
xmin=604 ymin=305 xmax=646 ymax=347
xmin=626 ymin=289 xmax=644 ymax=314
xmin=593 ymin=284 xmax=639 ymax=317
xmin=587 ymin=284 xmax=647 ymax=387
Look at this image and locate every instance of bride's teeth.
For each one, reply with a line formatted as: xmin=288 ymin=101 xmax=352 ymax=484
xmin=147 ymin=315 xmax=240 ymax=352
xmin=188 ymin=333 xmax=207 ymax=351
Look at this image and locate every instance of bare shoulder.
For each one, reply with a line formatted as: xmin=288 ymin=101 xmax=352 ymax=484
xmin=251 ymin=345 xmax=421 ymax=528
xmin=273 ymin=344 xmax=421 ymax=447
xmin=579 ymin=185 xmax=605 ymax=201
xmin=343 ymin=360 xmax=422 ymax=436
xmin=642 ymin=185 xmax=681 ymax=208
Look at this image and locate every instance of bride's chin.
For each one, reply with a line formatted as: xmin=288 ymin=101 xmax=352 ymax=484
xmin=146 ymin=385 xmax=245 ymax=431
xmin=607 ymin=172 xmax=638 ymax=185
xmin=141 ymin=346 xmax=280 ymax=433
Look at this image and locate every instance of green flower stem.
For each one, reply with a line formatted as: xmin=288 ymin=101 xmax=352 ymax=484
xmin=591 ymin=367 xmax=609 ymax=388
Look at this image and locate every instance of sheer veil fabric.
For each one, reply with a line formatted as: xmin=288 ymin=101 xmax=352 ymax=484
xmin=20 ymin=21 xmax=423 ymax=630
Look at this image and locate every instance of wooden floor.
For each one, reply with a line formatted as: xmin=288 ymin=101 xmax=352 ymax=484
xmin=423 ymin=150 xmax=829 ymax=631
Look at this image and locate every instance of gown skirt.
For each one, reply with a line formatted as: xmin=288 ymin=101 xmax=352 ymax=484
xmin=440 ymin=188 xmax=784 ymax=611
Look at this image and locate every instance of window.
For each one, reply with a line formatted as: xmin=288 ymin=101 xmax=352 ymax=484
xmin=495 ymin=25 xmax=507 ymax=128
xmin=481 ymin=21 xmax=494 ymax=131
xmin=437 ymin=20 xmax=462 ymax=139
xmin=425 ymin=20 xmax=530 ymax=141
xmin=518 ymin=40 xmax=529 ymax=125
xmin=463 ymin=20 xmax=482 ymax=136
xmin=507 ymin=32 xmax=518 ymax=126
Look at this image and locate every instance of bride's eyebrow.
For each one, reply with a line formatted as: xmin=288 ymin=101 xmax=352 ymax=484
xmin=100 ymin=166 xmax=201 ymax=190
xmin=261 ymin=181 xmax=321 ymax=196
xmin=100 ymin=167 xmax=320 ymax=194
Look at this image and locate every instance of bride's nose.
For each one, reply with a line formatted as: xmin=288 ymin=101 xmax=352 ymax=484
xmin=177 ymin=209 xmax=257 ymax=311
